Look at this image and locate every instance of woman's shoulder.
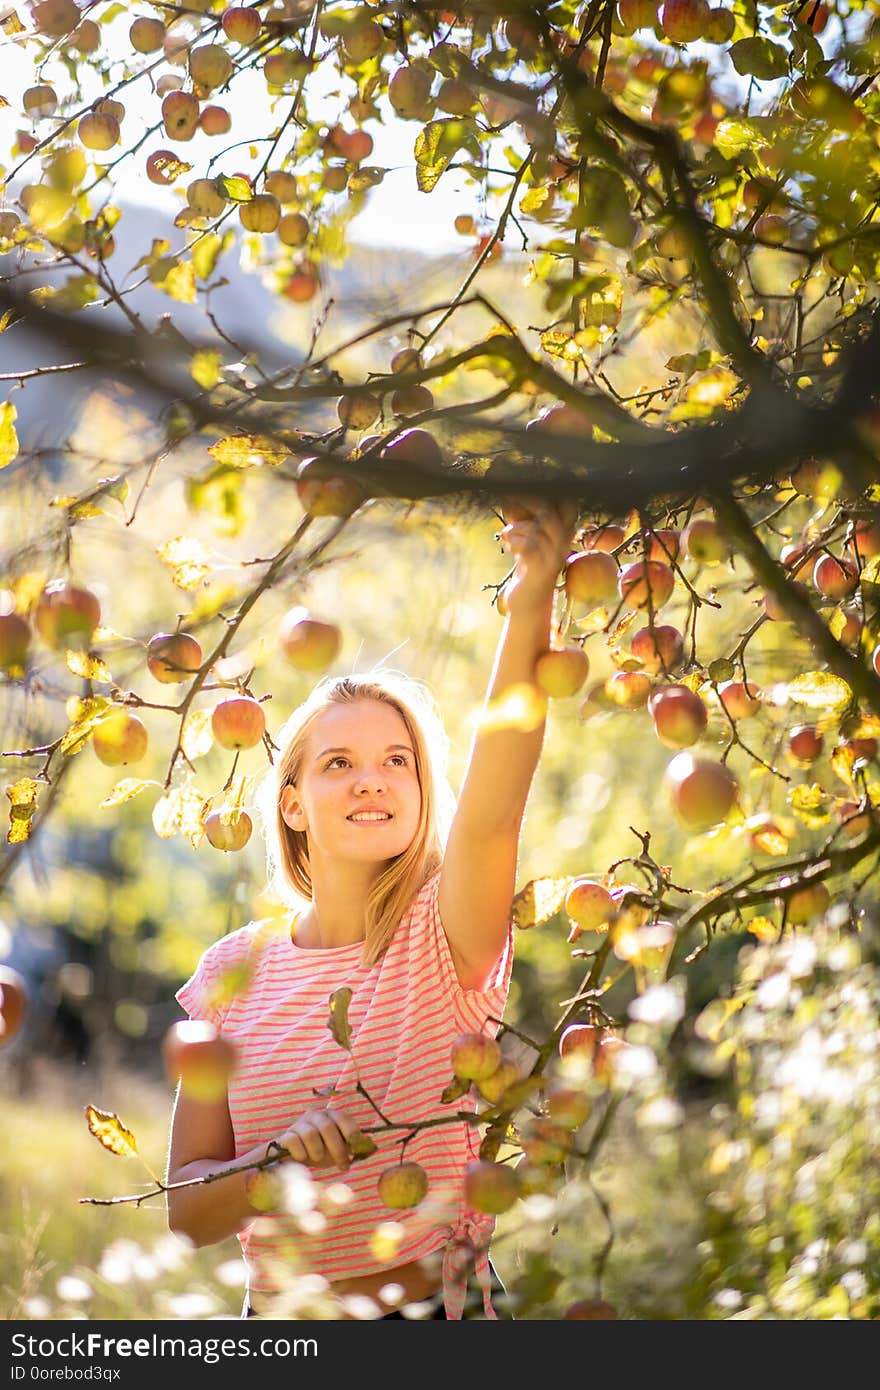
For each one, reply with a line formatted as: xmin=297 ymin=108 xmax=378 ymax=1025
xmin=193 ymin=914 xmax=290 ymax=975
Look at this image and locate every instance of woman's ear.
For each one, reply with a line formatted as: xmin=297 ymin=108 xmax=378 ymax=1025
xmin=280 ymin=783 xmax=307 ymax=832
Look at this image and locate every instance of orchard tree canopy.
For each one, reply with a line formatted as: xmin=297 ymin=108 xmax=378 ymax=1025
xmin=2 ymin=0 xmax=880 ymax=1321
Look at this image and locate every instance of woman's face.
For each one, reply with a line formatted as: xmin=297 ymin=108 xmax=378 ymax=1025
xmin=280 ymin=699 xmax=423 ymax=867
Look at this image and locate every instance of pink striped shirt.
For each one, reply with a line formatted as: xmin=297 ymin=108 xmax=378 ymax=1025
xmin=175 ymin=870 xmax=513 ymax=1318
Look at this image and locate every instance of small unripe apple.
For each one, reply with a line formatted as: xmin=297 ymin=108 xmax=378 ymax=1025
xmin=147 ymin=631 xmax=203 ymax=683
xmin=279 ymin=608 xmax=342 ymax=672
xmin=340 ymin=16 xmax=384 ymax=63
xmin=211 ymin=695 xmax=266 ymax=751
xmin=779 ymin=878 xmax=830 ymax=924
xmin=645 ymin=528 xmax=680 ymax=564
xmin=161 ymin=1019 xmax=237 ymax=1101
xmin=476 ymin=1058 xmax=525 ymax=1105
xmin=564 ymin=551 xmax=619 ymax=606
xmin=162 ymin=90 xmax=200 ymax=142
xmin=463 ymin=1159 xmax=519 ymax=1215
xmin=295 ymin=457 xmax=363 ymax=517
xmin=321 ymin=164 xmax=349 ymax=192
xmin=337 ymin=391 xmax=381 ymax=431
xmin=240 ymin=194 xmax=281 ymax=233
xmin=702 ymin=7 xmax=735 ymax=41
xmin=78 ymin=113 xmax=120 ymax=151
xmin=377 ymin=1162 xmax=429 ymax=1209
xmin=630 ymin=623 xmax=684 ymax=674
xmin=681 ymin=516 xmax=727 ymax=565
xmin=23 ymin=84 xmax=58 ymax=117
xmin=189 ymin=44 xmax=233 ymax=90
xmin=534 ymin=645 xmax=590 ymax=699
xmin=648 ymin=684 xmax=708 ymax=748
xmin=391 ymin=384 xmax=434 ymax=416
xmin=187 ymin=178 xmax=227 ymax=218
xmin=388 ymin=64 xmax=433 ymax=120
xmin=222 ymin=6 xmax=262 ymax=44
xmin=666 ymin=752 xmax=738 ymax=828
xmin=617 ymin=560 xmax=675 ymax=610
xmin=204 ymin=809 xmax=253 ymax=851
xmin=812 ymin=554 xmax=858 ymax=600
xmin=278 ymin=212 xmax=309 ymax=246
xmin=0 ymin=965 xmax=28 ymax=1047
xmin=265 ymin=170 xmax=299 ymax=202
xmin=450 ymin=1030 xmax=502 ymax=1082
xmin=34 ymin=581 xmax=100 ymax=650
xmin=380 ymin=427 xmax=442 ymax=470
xmin=787 ymin=724 xmax=824 ymax=764
xmin=0 ymin=212 xmax=21 ymax=239
xmin=545 ymin=1082 xmax=591 ymax=1130
xmin=390 ymin=348 xmax=422 ymax=374
xmin=0 ymin=606 xmax=32 ymax=672
xmin=130 ymin=17 xmax=166 ymax=53
xmin=565 ymin=879 xmax=615 ymax=934
xmin=717 ymin=679 xmax=763 ymax=721
xmin=93 ymin=710 xmax=149 ymax=767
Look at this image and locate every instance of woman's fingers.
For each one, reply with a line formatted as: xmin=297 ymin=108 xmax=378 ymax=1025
xmin=279 ymin=1105 xmax=363 ymax=1170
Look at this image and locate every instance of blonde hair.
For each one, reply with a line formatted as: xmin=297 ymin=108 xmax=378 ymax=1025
xmin=254 ymin=670 xmax=456 ymax=965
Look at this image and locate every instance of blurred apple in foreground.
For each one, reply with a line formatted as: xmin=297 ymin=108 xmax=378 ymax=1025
xmin=666 ymin=753 xmax=739 ymax=829
xmin=564 ymin=1298 xmax=618 ymax=1319
xmin=162 ymin=1020 xmax=237 ymax=1101
xmin=0 ymin=965 xmax=27 ymax=1047
xmin=450 ymin=1030 xmax=501 ymax=1082
xmin=463 ymin=1159 xmax=519 ymax=1214
xmin=279 ymin=607 xmax=342 ymax=672
xmin=35 ymin=580 xmax=101 ymax=650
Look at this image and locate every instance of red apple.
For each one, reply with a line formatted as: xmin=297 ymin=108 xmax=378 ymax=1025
xmin=295 ymin=457 xmax=364 ymax=517
xmin=146 ymin=150 xmax=184 ymax=186
xmin=648 ymin=684 xmax=708 ymax=748
xmin=617 ymin=560 xmax=675 ymax=610
xmin=34 ymin=581 xmax=100 ymax=650
xmin=559 ymin=1022 xmax=602 ymax=1062
xmin=92 ymin=710 xmax=149 ymax=767
xmin=211 ymin=695 xmax=266 ymax=751
xmin=645 ymin=528 xmax=680 ymax=563
xmin=147 ymin=631 xmax=203 ymax=683
xmin=377 ymin=1162 xmax=429 ymax=1209
xmin=630 ymin=623 xmax=684 ymax=674
xmin=659 ymin=0 xmax=710 ymax=42
xmin=380 ymin=428 xmax=442 ymax=470
xmin=0 ymin=965 xmax=27 ymax=1048
xmin=848 ymin=519 xmax=880 ymax=559
xmin=605 ymin=670 xmax=652 ymax=709
xmin=787 ymin=724 xmax=824 ymax=764
xmin=581 ymin=525 xmax=625 ymax=553
xmin=717 ymin=679 xmax=763 ymax=720
xmin=199 ymin=105 xmax=232 ymax=136
xmin=222 ymin=6 xmax=262 ymax=43
xmin=535 ymin=646 xmax=590 ymax=699
xmin=278 ymin=608 xmax=342 ymax=672
xmin=161 ymin=1020 xmax=237 ymax=1101
xmin=161 ymin=90 xmax=200 ymax=142
xmin=450 ymin=1030 xmax=502 ymax=1082
xmin=666 ymin=752 xmax=739 ymax=828
xmin=779 ymin=541 xmax=815 ymax=581
xmin=617 ymin=0 xmax=661 ymax=31
xmin=284 ymin=267 xmax=319 ymax=302
xmin=812 ymin=554 xmax=858 ymax=600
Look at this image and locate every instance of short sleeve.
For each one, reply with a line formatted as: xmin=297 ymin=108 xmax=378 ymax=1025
xmin=174 ymin=930 xmax=247 ymax=1031
xmin=414 ymin=871 xmax=514 ymax=1038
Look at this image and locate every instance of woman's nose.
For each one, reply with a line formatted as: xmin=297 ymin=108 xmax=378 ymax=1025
xmin=354 ymin=768 xmax=387 ymax=793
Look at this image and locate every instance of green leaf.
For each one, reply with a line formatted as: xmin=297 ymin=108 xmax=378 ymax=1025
xmin=414 ymin=119 xmax=481 ymax=194
xmin=0 ymin=400 xmax=19 ymax=469
xmin=327 ymin=986 xmax=353 ymax=1051
xmin=714 ymin=116 xmax=777 ymax=158
xmin=729 ymin=38 xmax=789 ymax=81
xmin=191 ymin=232 xmax=231 ymax=282
xmin=217 ymin=174 xmax=253 ymax=203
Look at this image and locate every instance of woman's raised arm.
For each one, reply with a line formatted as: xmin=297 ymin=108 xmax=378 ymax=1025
xmin=438 ymin=501 xmax=578 ymax=989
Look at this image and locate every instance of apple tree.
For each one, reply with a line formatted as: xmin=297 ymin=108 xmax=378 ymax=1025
xmin=2 ymin=0 xmax=880 ymax=1318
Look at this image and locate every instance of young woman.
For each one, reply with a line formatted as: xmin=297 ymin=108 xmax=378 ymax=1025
xmin=165 ymin=500 xmax=577 ymax=1319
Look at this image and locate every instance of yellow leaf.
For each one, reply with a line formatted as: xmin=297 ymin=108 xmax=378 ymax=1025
xmin=511 ymin=876 xmax=572 ymax=930
xmin=99 ymin=778 xmax=154 ymax=809
xmin=788 ymin=670 xmax=852 ymax=711
xmin=84 ymin=1105 xmax=138 ymax=1159
xmin=474 ymin=682 xmax=547 ymax=735
xmin=181 ymin=709 xmax=215 ymax=760
xmin=686 ymin=367 xmax=739 ymax=408
xmin=192 ymin=231 xmax=231 ymax=282
xmin=66 ymin=650 xmax=112 ymax=683
xmin=747 ymin=916 xmax=777 ymax=942
xmin=191 ymin=349 xmax=222 ymax=390
xmin=159 ymin=259 xmax=196 ymax=305
xmin=6 ymin=777 xmax=39 ymax=844
xmin=787 ymin=781 xmax=832 ymax=828
xmin=156 ymin=535 xmax=214 ymax=591
xmin=208 ymin=435 xmax=289 ymax=469
xmin=152 ymin=785 xmax=208 ymax=845
xmin=61 ymin=698 xmax=110 ymax=755
xmin=327 ymin=986 xmax=353 ymax=1052
xmin=0 ymin=400 xmax=19 ymax=469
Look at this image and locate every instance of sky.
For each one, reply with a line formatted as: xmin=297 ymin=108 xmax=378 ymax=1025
xmin=0 ymin=18 xmax=503 ymax=256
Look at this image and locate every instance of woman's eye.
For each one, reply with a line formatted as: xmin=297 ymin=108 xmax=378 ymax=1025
xmin=326 ymin=757 xmax=349 ymax=769
xmin=389 ymin=755 xmax=409 ymax=767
